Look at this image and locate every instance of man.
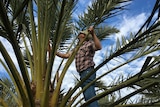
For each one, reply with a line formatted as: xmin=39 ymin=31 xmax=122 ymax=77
xmin=56 ymin=26 xmax=101 ymax=107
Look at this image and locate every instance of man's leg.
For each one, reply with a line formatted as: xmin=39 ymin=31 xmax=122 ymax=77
xmin=80 ymin=67 xmax=99 ymax=107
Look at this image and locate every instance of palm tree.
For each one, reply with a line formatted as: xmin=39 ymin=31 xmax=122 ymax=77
xmin=0 ymin=0 xmax=160 ymax=107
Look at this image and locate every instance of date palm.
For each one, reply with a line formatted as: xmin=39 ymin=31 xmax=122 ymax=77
xmin=0 ymin=0 xmax=160 ymax=107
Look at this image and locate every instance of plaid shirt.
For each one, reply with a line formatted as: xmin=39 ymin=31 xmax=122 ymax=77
xmin=75 ymin=40 xmax=95 ymax=72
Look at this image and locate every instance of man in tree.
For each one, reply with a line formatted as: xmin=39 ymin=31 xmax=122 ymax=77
xmin=56 ymin=26 xmax=101 ymax=107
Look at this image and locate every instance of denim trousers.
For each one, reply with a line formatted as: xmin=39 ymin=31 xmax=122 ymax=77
xmin=79 ymin=67 xmax=99 ymax=107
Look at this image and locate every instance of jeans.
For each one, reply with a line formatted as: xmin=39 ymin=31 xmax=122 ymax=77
xmin=79 ymin=67 xmax=99 ymax=107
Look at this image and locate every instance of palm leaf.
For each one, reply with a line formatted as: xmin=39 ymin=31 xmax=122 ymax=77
xmin=0 ymin=0 xmax=160 ymax=107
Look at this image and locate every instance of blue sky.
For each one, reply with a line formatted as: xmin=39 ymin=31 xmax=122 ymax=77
xmin=0 ymin=0 xmax=159 ymax=103
xmin=60 ymin=0 xmax=159 ymax=100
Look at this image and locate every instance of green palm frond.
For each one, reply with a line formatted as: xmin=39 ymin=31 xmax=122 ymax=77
xmin=0 ymin=77 xmax=22 ymax=107
xmin=0 ymin=0 xmax=160 ymax=107
xmin=109 ymin=56 xmax=160 ymax=106
xmin=96 ymin=26 xmax=119 ymax=40
xmin=81 ymin=55 xmax=160 ymax=107
xmin=77 ymin=0 xmax=132 ymax=29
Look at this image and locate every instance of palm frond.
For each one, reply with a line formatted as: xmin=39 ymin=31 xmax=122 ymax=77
xmin=0 ymin=77 xmax=22 ymax=107
xmin=77 ymin=0 xmax=132 ymax=29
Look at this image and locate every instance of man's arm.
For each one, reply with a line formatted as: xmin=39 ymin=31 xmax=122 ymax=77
xmin=88 ymin=26 xmax=102 ymax=51
xmin=47 ymin=40 xmax=71 ymax=59
xmin=56 ymin=52 xmax=71 ymax=59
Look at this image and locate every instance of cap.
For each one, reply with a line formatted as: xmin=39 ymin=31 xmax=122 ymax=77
xmin=79 ymin=30 xmax=92 ymax=40
xmin=79 ymin=30 xmax=89 ymax=35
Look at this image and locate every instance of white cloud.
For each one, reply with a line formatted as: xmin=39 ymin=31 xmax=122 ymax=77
xmin=115 ymin=13 xmax=148 ymax=38
xmin=95 ymin=12 xmax=151 ymax=82
xmin=0 ymin=37 xmax=19 ymax=73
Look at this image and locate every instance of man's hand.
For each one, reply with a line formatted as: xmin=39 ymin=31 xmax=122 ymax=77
xmin=88 ymin=26 xmax=102 ymax=51
xmin=88 ymin=26 xmax=94 ymax=35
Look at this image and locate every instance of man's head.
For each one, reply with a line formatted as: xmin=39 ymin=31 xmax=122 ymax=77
xmin=78 ymin=29 xmax=92 ymax=41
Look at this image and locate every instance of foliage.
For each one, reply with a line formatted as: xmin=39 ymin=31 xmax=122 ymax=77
xmin=0 ymin=0 xmax=160 ymax=107
xmin=0 ymin=77 xmax=21 ymax=107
